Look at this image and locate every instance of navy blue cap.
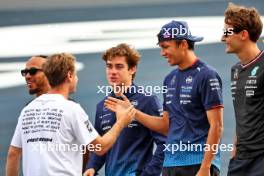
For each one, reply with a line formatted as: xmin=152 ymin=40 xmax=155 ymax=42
xmin=157 ymin=20 xmax=203 ymax=43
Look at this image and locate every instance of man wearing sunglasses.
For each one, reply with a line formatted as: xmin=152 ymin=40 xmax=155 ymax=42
xmin=6 ymin=53 xmax=136 ymax=176
xmin=21 ymin=55 xmax=50 ymax=97
xmin=221 ymin=3 xmax=264 ymax=176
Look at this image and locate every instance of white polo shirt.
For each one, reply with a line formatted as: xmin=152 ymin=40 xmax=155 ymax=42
xmin=11 ymin=94 xmax=99 ymax=176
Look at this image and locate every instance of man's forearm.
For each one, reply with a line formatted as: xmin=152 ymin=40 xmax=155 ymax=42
xmin=82 ymin=148 xmax=90 ymax=172
xmin=6 ymin=146 xmax=21 ymax=176
xmin=93 ymin=121 xmax=124 ymax=155
xmin=201 ymin=124 xmax=223 ymax=169
xmin=135 ymin=110 xmax=169 ymax=135
xmin=6 ymin=161 xmax=19 ymax=176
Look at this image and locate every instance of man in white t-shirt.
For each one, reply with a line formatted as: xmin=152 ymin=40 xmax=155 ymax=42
xmin=6 ymin=53 xmax=136 ymax=176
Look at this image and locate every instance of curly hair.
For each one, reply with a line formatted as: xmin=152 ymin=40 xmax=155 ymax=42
xmin=102 ymin=43 xmax=141 ymax=79
xmin=224 ymin=2 xmax=263 ymax=42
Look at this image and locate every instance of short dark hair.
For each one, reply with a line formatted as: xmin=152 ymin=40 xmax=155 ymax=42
xmin=175 ymin=40 xmax=195 ymax=50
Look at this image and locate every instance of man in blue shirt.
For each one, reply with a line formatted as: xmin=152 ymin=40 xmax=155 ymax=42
xmin=105 ymin=21 xmax=223 ymax=176
xmin=84 ymin=43 xmax=166 ymax=176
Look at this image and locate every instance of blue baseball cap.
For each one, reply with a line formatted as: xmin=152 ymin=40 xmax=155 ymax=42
xmin=157 ymin=20 xmax=203 ymax=43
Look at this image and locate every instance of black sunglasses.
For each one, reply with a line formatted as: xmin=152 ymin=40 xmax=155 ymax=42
xmin=21 ymin=68 xmax=43 ymax=76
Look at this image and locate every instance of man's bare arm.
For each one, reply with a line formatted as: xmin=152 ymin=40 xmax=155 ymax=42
xmin=197 ymin=107 xmax=223 ymax=176
xmin=6 ymin=146 xmax=22 ymax=176
xmin=105 ymin=95 xmax=169 ymax=135
xmin=135 ymin=110 xmax=169 ymax=135
xmin=91 ymin=105 xmax=136 ymax=156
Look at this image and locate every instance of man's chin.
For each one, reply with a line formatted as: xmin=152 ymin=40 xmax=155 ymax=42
xmin=110 ymin=82 xmax=121 ymax=87
xmin=29 ymin=89 xmax=37 ymax=95
xmin=226 ymin=50 xmax=234 ymax=54
xmin=225 ymin=46 xmax=235 ymax=53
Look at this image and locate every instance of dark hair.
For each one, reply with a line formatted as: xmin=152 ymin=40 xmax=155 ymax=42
xmin=175 ymin=40 xmax=195 ymax=50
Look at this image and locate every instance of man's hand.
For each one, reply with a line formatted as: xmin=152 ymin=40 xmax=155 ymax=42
xmin=104 ymin=94 xmax=132 ymax=113
xmin=115 ymin=105 xmax=136 ymax=128
xmin=231 ymin=145 xmax=236 ymax=159
xmin=230 ymin=135 xmax=237 ymax=159
xmin=83 ymin=168 xmax=95 ymax=176
xmin=196 ymin=167 xmax=210 ymax=176
xmin=105 ymin=94 xmax=135 ymax=127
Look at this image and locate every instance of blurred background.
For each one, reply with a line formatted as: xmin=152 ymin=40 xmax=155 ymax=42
xmin=0 ymin=0 xmax=263 ymax=175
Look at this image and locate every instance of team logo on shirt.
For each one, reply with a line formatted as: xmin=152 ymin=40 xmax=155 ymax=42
xmin=103 ymin=106 xmax=108 ymax=111
xmin=251 ymin=66 xmax=259 ymax=76
xmin=186 ymin=76 xmax=193 ymax=84
xmin=84 ymin=120 xmax=93 ymax=133
xmin=127 ymin=119 xmax=138 ymax=128
xmin=170 ymin=75 xmax=176 ymax=85
xmin=234 ymin=69 xmax=239 ymax=79
xmin=131 ymin=100 xmax=138 ymax=107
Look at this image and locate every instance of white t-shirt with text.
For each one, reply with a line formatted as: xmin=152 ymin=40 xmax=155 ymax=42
xmin=11 ymin=94 xmax=99 ymax=176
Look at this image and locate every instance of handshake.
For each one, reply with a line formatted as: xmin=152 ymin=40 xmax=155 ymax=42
xmin=105 ymin=94 xmax=136 ymax=128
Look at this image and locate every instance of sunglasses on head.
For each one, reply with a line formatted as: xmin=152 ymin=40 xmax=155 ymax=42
xmin=21 ymin=68 xmax=43 ymax=76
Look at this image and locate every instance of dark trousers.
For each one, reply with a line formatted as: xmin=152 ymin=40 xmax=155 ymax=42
xmin=227 ymin=154 xmax=264 ymax=176
xmin=162 ymin=164 xmax=219 ymax=176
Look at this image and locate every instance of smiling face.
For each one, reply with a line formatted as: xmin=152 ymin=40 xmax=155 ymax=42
xmin=24 ymin=56 xmax=50 ymax=96
xmin=106 ymin=56 xmax=135 ymax=87
xmin=159 ymin=40 xmax=185 ymax=66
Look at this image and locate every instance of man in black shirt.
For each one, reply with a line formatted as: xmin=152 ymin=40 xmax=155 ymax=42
xmin=221 ymin=3 xmax=264 ymax=176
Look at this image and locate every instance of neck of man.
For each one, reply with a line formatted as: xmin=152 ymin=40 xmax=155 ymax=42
xmin=48 ymin=84 xmax=70 ymax=99
xmin=178 ymin=50 xmax=197 ymax=70
xmin=36 ymin=85 xmax=50 ymax=97
xmin=114 ymin=81 xmax=132 ymax=97
xmin=237 ymin=42 xmax=261 ymax=65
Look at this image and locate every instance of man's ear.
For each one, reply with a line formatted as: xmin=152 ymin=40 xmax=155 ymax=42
xmin=67 ymin=71 xmax=74 ymax=82
xmin=181 ymin=40 xmax=189 ymax=50
xmin=241 ymin=30 xmax=249 ymax=41
xmin=129 ymin=66 xmax=137 ymax=75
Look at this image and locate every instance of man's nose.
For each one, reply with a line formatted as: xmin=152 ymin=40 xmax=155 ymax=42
xmin=160 ymin=49 xmax=166 ymax=56
xmin=221 ymin=35 xmax=226 ymax=42
xmin=109 ymin=67 xmax=118 ymax=74
xmin=25 ymin=72 xmax=32 ymax=79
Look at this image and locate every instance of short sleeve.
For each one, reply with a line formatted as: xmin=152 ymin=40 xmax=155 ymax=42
xmin=147 ymin=95 xmax=163 ymax=117
xmin=11 ymin=115 xmax=22 ymax=148
xmin=200 ymin=70 xmax=223 ymax=110
xmin=72 ymin=104 xmax=99 ymax=145
xmin=163 ymin=77 xmax=169 ymax=112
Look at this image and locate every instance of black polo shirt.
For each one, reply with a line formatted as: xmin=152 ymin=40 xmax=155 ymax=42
xmin=231 ymin=51 xmax=264 ymax=159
